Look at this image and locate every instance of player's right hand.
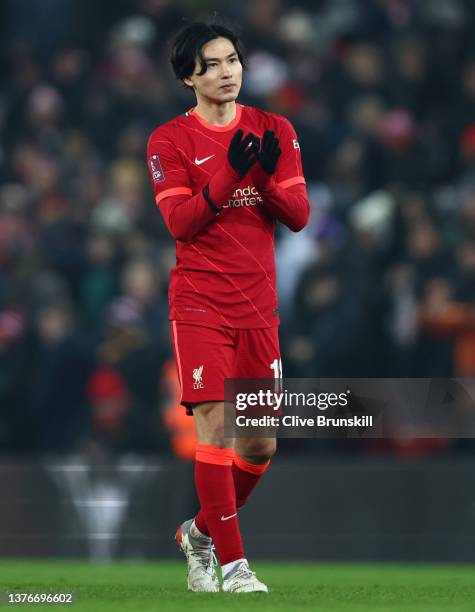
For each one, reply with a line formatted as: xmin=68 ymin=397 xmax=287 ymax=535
xmin=228 ymin=129 xmax=259 ymax=176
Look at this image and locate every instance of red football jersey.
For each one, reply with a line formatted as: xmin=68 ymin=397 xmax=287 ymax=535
xmin=147 ymin=103 xmax=309 ymax=329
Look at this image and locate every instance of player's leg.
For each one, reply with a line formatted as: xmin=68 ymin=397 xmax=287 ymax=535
xmin=218 ymin=327 xmax=280 ymax=593
xmin=171 ymin=322 xmax=233 ymax=593
xmin=192 ymin=401 xmax=267 ymax=592
xmin=192 ymin=401 xmax=244 ymax=566
xmin=232 ymin=327 xmax=280 ymax=510
xmin=219 ymin=431 xmax=274 ymax=592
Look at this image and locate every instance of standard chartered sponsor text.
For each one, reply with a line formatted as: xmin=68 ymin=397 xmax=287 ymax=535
xmin=224 ymin=186 xmax=263 ymax=208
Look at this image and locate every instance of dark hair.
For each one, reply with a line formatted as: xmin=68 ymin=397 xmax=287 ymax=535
xmin=170 ymin=21 xmax=247 ymax=85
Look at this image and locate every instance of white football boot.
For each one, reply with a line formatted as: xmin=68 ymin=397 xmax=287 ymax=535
xmin=175 ymin=518 xmax=219 ymax=592
xmin=222 ymin=560 xmax=268 ymax=593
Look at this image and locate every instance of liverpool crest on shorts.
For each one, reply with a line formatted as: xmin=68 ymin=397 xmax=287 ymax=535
xmin=193 ymin=365 xmax=204 ymax=389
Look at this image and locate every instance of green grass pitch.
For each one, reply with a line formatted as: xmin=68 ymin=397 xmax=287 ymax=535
xmin=1 ymin=560 xmax=475 ymax=611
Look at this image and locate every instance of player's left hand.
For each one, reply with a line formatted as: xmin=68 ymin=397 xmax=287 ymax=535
xmin=258 ymin=130 xmax=281 ymax=175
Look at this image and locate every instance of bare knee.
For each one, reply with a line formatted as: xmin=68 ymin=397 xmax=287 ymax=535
xmin=236 ymin=438 xmax=277 ymax=464
xmin=192 ymin=401 xmax=232 ymax=448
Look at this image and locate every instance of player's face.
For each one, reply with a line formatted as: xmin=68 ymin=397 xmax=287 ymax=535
xmin=184 ymin=37 xmax=242 ymax=104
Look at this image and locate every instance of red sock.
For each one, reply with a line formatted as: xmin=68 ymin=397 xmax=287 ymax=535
xmin=195 ymin=452 xmax=270 ymax=537
xmin=233 ymin=453 xmax=270 ymax=509
xmin=193 ymin=444 xmax=244 ymax=565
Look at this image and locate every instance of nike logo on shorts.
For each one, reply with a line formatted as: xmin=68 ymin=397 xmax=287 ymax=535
xmin=195 ymin=155 xmax=214 ymax=166
xmin=220 ymin=513 xmax=237 ymax=521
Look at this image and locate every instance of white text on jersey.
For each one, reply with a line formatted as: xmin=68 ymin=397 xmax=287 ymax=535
xmin=223 ymin=185 xmax=263 ymax=209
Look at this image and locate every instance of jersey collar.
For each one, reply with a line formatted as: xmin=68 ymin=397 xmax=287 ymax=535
xmin=187 ymin=104 xmax=243 ymax=132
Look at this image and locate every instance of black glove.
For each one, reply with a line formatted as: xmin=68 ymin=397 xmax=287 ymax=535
xmin=259 ymin=130 xmax=281 ymax=175
xmin=228 ymin=129 xmax=259 ymax=176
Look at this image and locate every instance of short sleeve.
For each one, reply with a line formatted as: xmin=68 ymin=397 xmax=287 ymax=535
xmin=274 ymin=118 xmax=306 ymax=190
xmin=147 ymin=136 xmax=192 ymax=204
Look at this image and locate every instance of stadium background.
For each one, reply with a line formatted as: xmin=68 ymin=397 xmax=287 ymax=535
xmin=1 ymin=0 xmax=475 ymax=565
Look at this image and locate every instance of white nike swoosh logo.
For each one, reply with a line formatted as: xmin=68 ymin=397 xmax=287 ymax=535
xmin=220 ymin=513 xmax=237 ymax=521
xmin=195 ymin=155 xmax=214 ymax=166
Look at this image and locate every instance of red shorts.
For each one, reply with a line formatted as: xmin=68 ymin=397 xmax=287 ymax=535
xmin=170 ymin=321 xmax=281 ymax=412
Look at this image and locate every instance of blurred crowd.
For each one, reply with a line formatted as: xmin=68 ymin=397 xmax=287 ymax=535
xmin=1 ymin=0 xmax=475 ymax=457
